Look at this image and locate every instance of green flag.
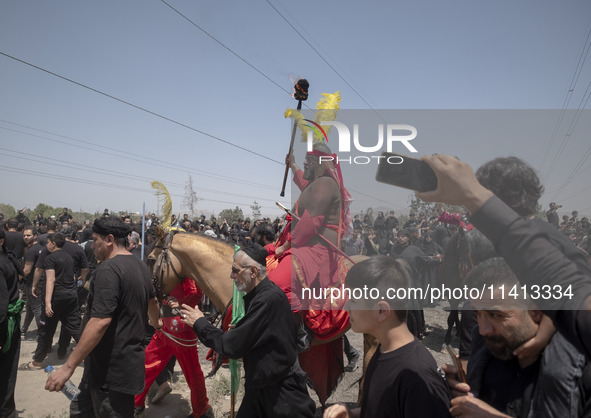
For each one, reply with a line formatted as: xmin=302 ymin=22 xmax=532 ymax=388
xmin=230 ymin=245 xmax=246 ymax=395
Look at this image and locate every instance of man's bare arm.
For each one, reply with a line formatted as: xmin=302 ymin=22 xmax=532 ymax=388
xmin=79 ymin=267 xmax=89 ymax=283
xmin=23 ymin=260 xmax=34 ymax=278
xmin=32 ymin=267 xmax=44 ymax=297
xmin=148 ymin=297 xmax=161 ymax=329
xmin=45 ymin=269 xmax=55 ymax=317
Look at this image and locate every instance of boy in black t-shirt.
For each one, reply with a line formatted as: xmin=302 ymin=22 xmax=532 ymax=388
xmin=324 ymin=256 xmax=451 ymax=418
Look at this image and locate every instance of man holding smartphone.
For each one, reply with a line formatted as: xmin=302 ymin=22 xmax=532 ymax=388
xmin=416 ymin=154 xmax=591 ymax=358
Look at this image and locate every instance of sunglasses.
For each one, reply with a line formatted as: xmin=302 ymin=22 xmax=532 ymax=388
xmin=231 ymin=265 xmax=252 ymax=275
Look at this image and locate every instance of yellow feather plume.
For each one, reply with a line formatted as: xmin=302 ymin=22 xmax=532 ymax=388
xmin=151 ymin=181 xmax=172 ymax=231
xmin=284 ymin=91 xmax=341 ymax=144
xmin=315 ymin=91 xmax=341 ymax=126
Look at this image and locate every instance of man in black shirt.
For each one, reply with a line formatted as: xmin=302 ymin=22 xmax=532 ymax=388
xmin=37 ymin=219 xmax=57 ymax=248
xmin=180 ymin=244 xmax=316 ymax=417
xmin=4 ymin=218 xmax=25 ymax=260
xmin=417 ymin=154 xmax=591 ymax=359
xmin=446 ymin=258 xmax=589 ymax=417
xmin=352 ymin=214 xmax=363 ymax=231
xmin=0 ymin=228 xmax=25 ymax=418
xmin=403 ymin=212 xmax=419 ymax=229
xmin=16 ymin=208 xmax=32 ymax=227
xmin=80 ymin=220 xmax=92 ymax=243
xmin=546 ymin=202 xmax=560 ymax=228
xmin=385 ymin=210 xmax=400 ymax=231
xmin=45 ymin=218 xmax=159 ymax=417
xmin=58 ymin=208 xmax=73 ymax=224
xmin=21 ymin=227 xmax=43 ymax=338
xmin=28 ymin=233 xmax=81 ymax=368
xmin=33 ymin=227 xmax=89 ymax=357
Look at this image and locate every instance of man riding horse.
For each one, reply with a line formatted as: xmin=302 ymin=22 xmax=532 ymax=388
xmin=266 ymin=142 xmax=354 ymax=403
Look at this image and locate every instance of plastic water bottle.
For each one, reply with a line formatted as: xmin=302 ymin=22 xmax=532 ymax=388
xmin=45 ymin=366 xmax=81 ymax=401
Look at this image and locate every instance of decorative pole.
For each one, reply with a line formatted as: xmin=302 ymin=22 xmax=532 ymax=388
xmin=280 ymin=78 xmax=309 ymax=197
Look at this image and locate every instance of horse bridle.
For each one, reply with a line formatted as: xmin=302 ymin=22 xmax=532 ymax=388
xmin=154 ymin=232 xmax=184 ymax=298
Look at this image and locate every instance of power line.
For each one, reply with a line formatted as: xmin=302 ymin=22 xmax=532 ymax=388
xmin=539 ymin=19 xmax=591 ymax=175
xmin=1 ymin=146 xmax=287 ymax=205
xmin=0 ymin=42 xmax=403 ymax=209
xmin=160 ymin=0 xmax=293 ymax=99
xmin=264 ymin=0 xmax=384 ymax=117
xmin=1 ymin=118 xmax=393 ymax=211
xmin=556 ymin=182 xmax=591 ymax=204
xmin=0 ymin=51 xmax=283 ymax=165
xmin=1 ymin=119 xmax=277 ymax=189
xmin=0 ymin=123 xmax=278 ymax=191
xmin=0 ymin=165 xmax=282 ymax=211
xmin=544 ymin=79 xmax=591 ymax=184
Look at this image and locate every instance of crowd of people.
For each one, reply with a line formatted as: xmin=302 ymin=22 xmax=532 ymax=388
xmin=1 ymin=151 xmax=591 ymax=417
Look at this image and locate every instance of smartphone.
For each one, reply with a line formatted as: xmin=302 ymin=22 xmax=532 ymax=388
xmin=375 ymin=152 xmax=438 ymax=192
xmin=445 ymin=344 xmax=467 ymax=383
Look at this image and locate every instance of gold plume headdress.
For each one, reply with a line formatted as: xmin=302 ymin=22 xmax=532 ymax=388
xmin=151 ymin=181 xmax=172 ymax=231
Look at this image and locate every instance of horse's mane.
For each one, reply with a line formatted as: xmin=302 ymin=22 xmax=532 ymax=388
xmin=172 ymin=231 xmax=235 ymax=248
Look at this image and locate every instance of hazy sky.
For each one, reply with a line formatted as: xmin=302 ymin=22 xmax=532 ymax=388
xmin=1 ymin=1 xmax=590 ymax=219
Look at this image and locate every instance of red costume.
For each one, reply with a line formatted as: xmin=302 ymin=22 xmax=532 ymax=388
xmin=135 ymin=279 xmax=209 ymax=417
xmin=267 ymin=148 xmax=353 ymax=404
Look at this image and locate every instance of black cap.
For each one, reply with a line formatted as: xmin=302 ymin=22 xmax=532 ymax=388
xmin=398 ymin=229 xmax=410 ymax=238
xmin=241 ymin=243 xmax=268 ymax=266
xmin=92 ymin=218 xmax=131 ymax=239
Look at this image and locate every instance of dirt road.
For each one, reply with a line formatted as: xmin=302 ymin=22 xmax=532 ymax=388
xmin=15 ymin=307 xmax=455 ymax=417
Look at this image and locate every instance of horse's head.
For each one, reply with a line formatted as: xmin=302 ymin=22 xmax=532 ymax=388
xmin=148 ymin=225 xmax=183 ymax=297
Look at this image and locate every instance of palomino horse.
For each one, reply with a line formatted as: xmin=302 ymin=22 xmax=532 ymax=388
xmin=149 ymin=227 xmax=234 ymax=313
xmin=148 ymin=226 xmax=375 ymax=405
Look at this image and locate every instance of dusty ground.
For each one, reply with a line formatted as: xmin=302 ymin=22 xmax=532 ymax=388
xmin=14 ymin=306 xmax=457 ymax=417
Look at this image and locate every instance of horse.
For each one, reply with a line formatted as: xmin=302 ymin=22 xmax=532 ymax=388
xmin=148 ymin=226 xmax=374 ymax=405
xmin=148 ymin=226 xmax=234 ymax=313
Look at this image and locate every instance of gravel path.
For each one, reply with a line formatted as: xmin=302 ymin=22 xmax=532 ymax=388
xmin=15 ymin=306 xmax=457 ymax=417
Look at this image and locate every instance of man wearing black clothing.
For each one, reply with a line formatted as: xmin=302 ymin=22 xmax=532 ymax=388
xmin=417 ymin=154 xmax=591 ymax=359
xmin=393 ymin=229 xmax=427 ymax=337
xmin=0 ymin=229 xmax=25 ymax=418
xmin=33 ymin=229 xmax=89 ymax=356
xmin=546 ymin=202 xmax=560 ymax=228
xmin=180 ymin=244 xmax=316 ymax=417
xmin=445 ymin=258 xmax=590 ymax=418
xmin=58 ymin=208 xmax=73 ymax=224
xmin=45 ymin=218 xmax=159 ymax=417
xmin=352 ymin=214 xmax=363 ymax=231
xmin=80 ymin=220 xmax=92 ymax=243
xmin=385 ymin=211 xmax=399 ymax=231
xmin=28 ymin=233 xmax=81 ymax=367
xmin=4 ymin=219 xmax=25 ymax=260
xmin=34 ymin=234 xmax=89 ymax=293
xmin=403 ymin=212 xmax=419 ymax=229
xmin=37 ymin=219 xmax=57 ymax=247
xmin=16 ymin=208 xmax=31 ymax=227
xmin=21 ymin=227 xmax=43 ymax=338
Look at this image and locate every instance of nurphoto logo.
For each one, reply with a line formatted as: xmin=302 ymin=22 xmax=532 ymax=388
xmin=305 ymin=120 xmax=418 ymax=165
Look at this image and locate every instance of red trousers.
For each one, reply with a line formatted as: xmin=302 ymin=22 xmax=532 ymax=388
xmin=135 ymin=330 xmax=209 ymax=417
